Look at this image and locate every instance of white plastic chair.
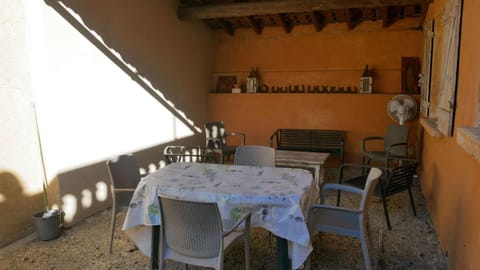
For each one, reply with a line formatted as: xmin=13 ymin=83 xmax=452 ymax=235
xmin=158 ymin=194 xmax=251 ymax=270
xmin=234 ymin=145 xmax=275 ymax=167
xmin=306 ymin=167 xmax=382 ymax=270
xmin=106 ymin=154 xmax=142 ymax=253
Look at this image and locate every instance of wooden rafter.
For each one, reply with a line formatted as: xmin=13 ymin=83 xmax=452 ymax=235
xmin=178 ymin=0 xmax=432 ymax=20
xmin=275 ymin=14 xmax=293 ymax=33
xmin=310 ymin=11 xmax=326 ymax=32
xmin=345 ymin=8 xmax=362 ymax=29
xmin=246 ymin=16 xmax=263 ymax=34
xmin=217 ymin=18 xmax=234 ymax=35
xmin=382 ymin=7 xmax=390 ymax=27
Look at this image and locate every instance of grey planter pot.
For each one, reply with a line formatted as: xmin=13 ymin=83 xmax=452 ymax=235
xmin=32 ymin=209 xmax=63 ymax=241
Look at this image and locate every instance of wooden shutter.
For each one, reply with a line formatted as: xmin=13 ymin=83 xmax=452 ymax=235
xmin=420 ymin=20 xmax=434 ymax=118
xmin=437 ymin=0 xmax=462 ymax=136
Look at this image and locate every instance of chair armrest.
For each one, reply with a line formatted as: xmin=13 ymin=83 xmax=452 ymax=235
xmin=227 ymin=132 xmax=246 ymax=145
xmin=338 ymin=163 xmax=388 ymax=183
xmin=321 ymin=183 xmax=363 ymax=203
xmin=112 ymin=188 xmax=136 ymax=193
xmin=222 ymin=212 xmax=251 ymax=237
xmin=362 ymin=136 xmax=384 ymax=152
xmin=385 ymin=142 xmax=408 ymax=151
xmin=269 ymin=131 xmax=278 ymax=147
xmin=322 ymin=183 xmax=364 ymax=195
xmin=309 ymin=204 xmax=362 ymax=215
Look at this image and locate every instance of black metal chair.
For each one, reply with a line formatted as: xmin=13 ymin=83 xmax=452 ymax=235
xmin=163 ymin=145 xmax=217 ymax=164
xmin=337 ymin=158 xmax=419 ymax=230
xmin=204 ymin=121 xmax=245 ymax=163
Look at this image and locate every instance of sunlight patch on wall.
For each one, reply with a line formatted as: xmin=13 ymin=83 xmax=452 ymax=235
xmin=61 ymin=194 xmax=77 ymax=223
xmin=81 ymin=189 xmax=92 ymax=208
xmin=0 ymin=194 xmax=5 ymax=203
xmin=95 ymin=181 xmax=108 ymax=202
xmin=23 ymin=0 xmax=198 ymax=181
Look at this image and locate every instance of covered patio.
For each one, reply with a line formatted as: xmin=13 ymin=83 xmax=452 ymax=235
xmin=0 ymin=168 xmax=446 ymax=269
xmin=1 ymin=0 xmax=480 ymax=269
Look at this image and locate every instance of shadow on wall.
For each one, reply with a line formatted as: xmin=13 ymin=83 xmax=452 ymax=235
xmin=54 ymin=134 xmax=205 ymax=227
xmin=43 ymin=0 xmax=209 ymax=136
xmin=0 ymin=172 xmax=43 ymax=247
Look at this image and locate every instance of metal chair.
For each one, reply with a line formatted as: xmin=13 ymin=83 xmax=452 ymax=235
xmin=158 ymin=194 xmax=251 ymax=270
xmin=306 ymin=167 xmax=382 ymax=270
xmin=234 ymin=145 xmax=275 ymax=167
xmin=106 ymin=154 xmax=142 ymax=253
xmin=205 ymin=121 xmax=246 ymax=163
xmin=163 ymin=145 xmax=217 ymax=164
xmin=362 ymin=124 xmax=409 ymax=167
xmin=338 ymin=158 xmax=419 ymax=230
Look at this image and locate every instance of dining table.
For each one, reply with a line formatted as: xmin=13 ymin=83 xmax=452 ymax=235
xmin=122 ymin=162 xmax=319 ymax=270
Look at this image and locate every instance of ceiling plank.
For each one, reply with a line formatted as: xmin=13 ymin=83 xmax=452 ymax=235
xmin=178 ymin=0 xmax=432 ymax=20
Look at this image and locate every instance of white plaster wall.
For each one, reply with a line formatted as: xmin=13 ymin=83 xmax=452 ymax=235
xmin=0 ymin=0 xmax=213 ymax=246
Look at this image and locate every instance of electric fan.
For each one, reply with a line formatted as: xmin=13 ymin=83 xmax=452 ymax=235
xmin=387 ymin=95 xmax=418 ymax=125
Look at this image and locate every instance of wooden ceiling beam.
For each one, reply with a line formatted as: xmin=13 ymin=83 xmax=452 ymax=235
xmin=178 ymin=0 xmax=432 ymax=20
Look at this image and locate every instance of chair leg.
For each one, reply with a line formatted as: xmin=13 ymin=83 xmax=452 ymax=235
xmin=109 ymin=208 xmax=117 ymax=253
xmin=304 ymin=255 xmax=312 ymax=270
xmin=366 ymin=222 xmax=378 ymax=270
xmin=244 ymin=217 xmax=251 ymax=270
xmin=359 ymin=227 xmax=372 ymax=270
xmin=407 ymin=187 xmax=417 ymax=216
xmin=381 ymin=196 xmax=392 ymax=230
xmin=336 ymin=190 xmax=341 ymax=207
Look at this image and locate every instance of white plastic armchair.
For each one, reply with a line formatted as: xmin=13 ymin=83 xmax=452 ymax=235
xmin=306 ymin=167 xmax=382 ymax=270
xmin=158 ymin=194 xmax=251 ymax=270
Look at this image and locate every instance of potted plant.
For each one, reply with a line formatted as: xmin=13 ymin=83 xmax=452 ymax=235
xmin=32 ymin=104 xmax=63 ymax=241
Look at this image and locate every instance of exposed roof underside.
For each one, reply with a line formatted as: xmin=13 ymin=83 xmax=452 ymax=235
xmin=178 ymin=0 xmax=431 ymax=35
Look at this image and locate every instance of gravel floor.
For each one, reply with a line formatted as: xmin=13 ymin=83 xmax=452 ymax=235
xmin=0 ymin=167 xmax=447 ymax=270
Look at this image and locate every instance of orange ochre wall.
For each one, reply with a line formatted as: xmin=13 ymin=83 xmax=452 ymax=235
xmin=208 ymin=93 xmax=419 ymax=163
xmin=420 ymin=0 xmax=480 ymax=269
xmin=208 ymin=19 xmax=423 ymax=163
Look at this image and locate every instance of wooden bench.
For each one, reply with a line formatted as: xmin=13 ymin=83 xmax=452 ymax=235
xmin=269 ymin=129 xmax=346 ymax=164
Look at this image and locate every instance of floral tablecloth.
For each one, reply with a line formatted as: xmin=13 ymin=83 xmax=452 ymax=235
xmin=122 ymin=162 xmax=317 ymax=269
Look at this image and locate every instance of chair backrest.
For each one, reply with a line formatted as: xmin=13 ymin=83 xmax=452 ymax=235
xmin=164 ymin=145 xmax=216 ymax=164
xmin=158 ymin=195 xmax=223 ymax=258
xmin=383 ymin=159 xmax=418 ymax=196
xmin=384 ymin=124 xmax=409 ymax=156
xmin=205 ymin=121 xmax=227 ymax=149
xmin=234 ymin=145 xmax=275 ymax=167
xmin=106 ymin=154 xmax=142 ymax=206
xmin=359 ymin=167 xmax=382 ymax=212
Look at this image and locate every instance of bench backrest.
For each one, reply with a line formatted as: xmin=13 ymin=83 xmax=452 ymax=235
xmin=270 ymin=129 xmax=345 ymax=162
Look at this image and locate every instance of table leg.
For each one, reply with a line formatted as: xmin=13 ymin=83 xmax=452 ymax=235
xmin=277 ymin=236 xmax=289 ymax=270
xmin=151 ymin=225 xmax=160 ymax=270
